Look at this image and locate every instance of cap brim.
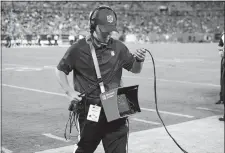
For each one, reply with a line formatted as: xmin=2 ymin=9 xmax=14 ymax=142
xmin=99 ymin=25 xmax=118 ymax=33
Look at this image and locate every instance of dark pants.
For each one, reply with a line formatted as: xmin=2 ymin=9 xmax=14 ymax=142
xmin=37 ymin=39 xmax=40 ymax=46
xmin=75 ymin=98 xmax=128 ymax=153
xmin=54 ymin=40 xmax=58 ymax=45
xmin=6 ymin=40 xmax=11 ymax=48
xmin=48 ymin=38 xmax=52 ymax=45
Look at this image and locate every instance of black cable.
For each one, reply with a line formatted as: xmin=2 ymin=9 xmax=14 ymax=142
xmin=64 ymin=112 xmax=72 ymax=140
xmin=126 ymin=118 xmax=129 ymax=153
xmin=65 ymin=97 xmax=89 ymax=141
xmin=145 ymin=49 xmax=188 ymax=153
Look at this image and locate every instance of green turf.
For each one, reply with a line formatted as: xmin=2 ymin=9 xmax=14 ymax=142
xmin=1 ymin=43 xmax=223 ymax=153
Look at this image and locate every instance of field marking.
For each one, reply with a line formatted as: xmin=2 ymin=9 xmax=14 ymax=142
xmin=143 ymin=62 xmax=219 ymax=72
xmin=153 ymin=58 xmax=205 ymax=63
xmin=43 ymin=66 xmax=55 ymax=69
xmin=141 ymin=107 xmax=194 ymax=118
xmin=42 ymin=133 xmax=70 ymax=142
xmin=3 ymin=64 xmax=219 ymax=87
xmin=2 ymin=147 xmax=13 ymax=153
xmin=15 ymin=67 xmax=43 ymax=72
xmin=3 ymin=63 xmax=31 ymax=67
xmin=2 ymin=83 xmax=193 ymax=119
xmin=149 ymin=58 xmax=219 ymax=64
xmin=34 ymin=115 xmax=223 ymax=153
xmin=2 ymin=66 xmax=55 ymax=72
xmin=2 ymin=84 xmax=66 ymax=97
xmin=196 ymin=107 xmax=223 ymax=113
xmin=0 ymin=69 xmax=13 ymax=72
xmin=132 ymin=118 xmax=160 ymax=125
xmin=3 ymin=63 xmax=55 ymax=68
xmin=123 ymin=76 xmax=219 ymax=87
xmin=4 ymin=68 xmax=15 ymax=70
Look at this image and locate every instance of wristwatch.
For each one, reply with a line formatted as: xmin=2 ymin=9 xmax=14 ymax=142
xmin=135 ymin=57 xmax=144 ymax=62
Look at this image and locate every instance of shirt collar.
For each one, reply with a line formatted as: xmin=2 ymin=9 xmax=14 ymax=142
xmin=87 ymin=34 xmax=113 ymax=49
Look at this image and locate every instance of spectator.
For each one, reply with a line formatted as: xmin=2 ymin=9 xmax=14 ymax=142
xmin=37 ymin=35 xmax=41 ymax=46
xmin=1 ymin=1 xmax=224 ymax=42
xmin=54 ymin=34 xmax=59 ymax=45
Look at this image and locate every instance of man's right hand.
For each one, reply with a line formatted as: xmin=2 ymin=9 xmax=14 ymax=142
xmin=67 ymin=90 xmax=83 ymax=102
xmin=55 ymin=69 xmax=84 ymax=103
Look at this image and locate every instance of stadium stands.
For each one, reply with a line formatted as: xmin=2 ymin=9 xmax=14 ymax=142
xmin=1 ymin=1 xmax=224 ymax=44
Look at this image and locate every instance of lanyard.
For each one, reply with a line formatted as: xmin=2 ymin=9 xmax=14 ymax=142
xmin=87 ymin=40 xmax=106 ymax=93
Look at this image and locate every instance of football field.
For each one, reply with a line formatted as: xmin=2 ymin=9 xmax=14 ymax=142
xmin=1 ymin=43 xmax=224 ymax=153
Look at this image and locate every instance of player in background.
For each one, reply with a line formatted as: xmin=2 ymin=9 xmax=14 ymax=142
xmin=216 ymin=32 xmax=224 ymax=105
xmin=217 ymin=32 xmax=224 ymax=121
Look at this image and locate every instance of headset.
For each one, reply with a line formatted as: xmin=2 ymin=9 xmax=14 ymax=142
xmin=89 ymin=5 xmax=117 ymax=34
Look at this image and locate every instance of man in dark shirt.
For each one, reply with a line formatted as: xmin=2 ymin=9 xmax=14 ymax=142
xmin=56 ymin=6 xmax=147 ymax=153
xmin=217 ymin=32 xmax=224 ymax=121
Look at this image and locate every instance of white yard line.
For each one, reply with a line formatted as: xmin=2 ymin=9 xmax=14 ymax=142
xmin=3 ymin=63 xmax=55 ymax=68
xmin=42 ymin=133 xmax=70 ymax=142
xmin=2 ymin=147 xmax=13 ymax=153
xmin=3 ymin=84 xmax=194 ymax=119
xmin=123 ymin=76 xmax=219 ymax=87
xmin=3 ymin=63 xmax=31 ymax=67
xmin=131 ymin=118 xmax=160 ymax=125
xmin=3 ymin=64 xmax=219 ymax=87
xmin=35 ymin=116 xmax=223 ymax=153
xmin=141 ymin=107 xmax=194 ymax=118
xmin=2 ymin=84 xmax=66 ymax=97
xmin=196 ymin=107 xmax=223 ymax=113
xmin=4 ymin=68 xmax=16 ymax=70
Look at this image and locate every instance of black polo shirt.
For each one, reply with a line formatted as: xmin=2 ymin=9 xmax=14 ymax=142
xmin=57 ymin=36 xmax=135 ymax=98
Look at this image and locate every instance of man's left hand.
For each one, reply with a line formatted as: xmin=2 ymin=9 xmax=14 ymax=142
xmin=219 ymin=50 xmax=224 ymax=58
xmin=134 ymin=48 xmax=146 ymax=62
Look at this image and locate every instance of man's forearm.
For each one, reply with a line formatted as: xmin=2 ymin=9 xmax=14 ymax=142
xmin=131 ymin=60 xmax=144 ymax=73
xmin=218 ymin=46 xmax=224 ymax=58
xmin=55 ymin=68 xmax=74 ymax=95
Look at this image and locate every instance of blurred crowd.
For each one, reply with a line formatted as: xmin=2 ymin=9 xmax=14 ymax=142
xmin=1 ymin=1 xmax=224 ymax=41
